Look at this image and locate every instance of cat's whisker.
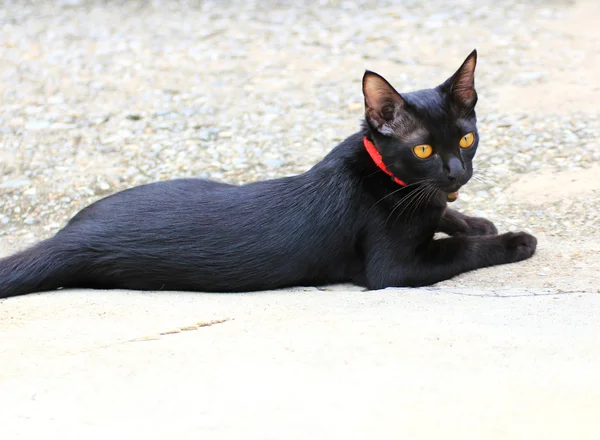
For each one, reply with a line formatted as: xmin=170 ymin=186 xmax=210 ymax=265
xmin=387 ymin=184 xmax=431 ymax=227
xmin=365 ymin=169 xmax=384 ymax=179
xmin=473 ymin=168 xmax=500 ymax=179
xmin=471 ymin=175 xmax=487 ymax=184
xmin=403 ymin=187 xmax=427 ymax=225
xmin=384 ymin=191 xmax=415 ymax=224
xmin=418 ymin=184 xmax=437 ymax=214
xmin=424 ymin=183 xmax=439 ymax=209
xmin=404 ymin=183 xmax=437 ymax=225
xmin=471 ymin=174 xmax=495 ymax=185
xmin=400 ymin=184 xmax=433 ymax=225
xmin=472 ymin=168 xmax=497 ymax=180
xmin=370 ymin=186 xmax=406 ymax=209
xmin=370 ymin=178 xmax=430 ymax=210
xmin=384 ymin=187 xmax=423 ymax=227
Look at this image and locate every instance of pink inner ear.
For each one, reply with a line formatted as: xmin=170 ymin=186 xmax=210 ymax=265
xmin=453 ymin=84 xmax=476 ymax=104
xmin=452 ymin=56 xmax=477 ymax=105
xmin=363 ymin=74 xmax=404 ymax=123
xmin=364 ymin=78 xmax=392 ymax=111
xmin=453 ymin=57 xmax=475 ymax=89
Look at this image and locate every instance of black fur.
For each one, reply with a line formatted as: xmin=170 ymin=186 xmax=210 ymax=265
xmin=0 ymin=50 xmax=536 ymax=298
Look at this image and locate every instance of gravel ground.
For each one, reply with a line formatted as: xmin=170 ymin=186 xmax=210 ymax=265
xmin=1 ymin=0 xmax=599 ymax=291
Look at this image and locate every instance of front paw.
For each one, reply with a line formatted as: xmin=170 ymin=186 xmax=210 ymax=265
xmin=464 ymin=216 xmax=498 ymax=236
xmin=501 ymin=232 xmax=537 ymax=262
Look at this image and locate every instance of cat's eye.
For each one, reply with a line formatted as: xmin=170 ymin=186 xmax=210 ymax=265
xmin=413 ymin=144 xmax=433 ymax=159
xmin=459 ymin=132 xmax=475 ymax=148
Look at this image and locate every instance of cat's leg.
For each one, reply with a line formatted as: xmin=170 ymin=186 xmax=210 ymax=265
xmin=364 ymin=231 xmax=536 ymax=289
xmin=437 ymin=208 xmax=497 ymax=236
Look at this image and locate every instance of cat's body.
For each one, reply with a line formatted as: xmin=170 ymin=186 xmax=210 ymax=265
xmin=0 ymin=50 xmax=536 ymax=298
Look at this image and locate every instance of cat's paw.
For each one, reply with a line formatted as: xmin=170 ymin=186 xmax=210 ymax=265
xmin=465 ymin=216 xmax=498 ymax=236
xmin=501 ymin=232 xmax=537 ymax=262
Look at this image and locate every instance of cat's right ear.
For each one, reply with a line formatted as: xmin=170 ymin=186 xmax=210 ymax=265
xmin=363 ymin=71 xmax=406 ymax=135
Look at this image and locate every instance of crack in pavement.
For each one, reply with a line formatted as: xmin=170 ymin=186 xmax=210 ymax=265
xmin=65 ymin=318 xmax=232 ymax=356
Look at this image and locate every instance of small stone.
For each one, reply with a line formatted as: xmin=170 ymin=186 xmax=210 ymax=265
xmin=0 ymin=180 xmax=32 ymax=189
xmin=23 ymin=217 xmax=39 ymax=225
xmin=47 ymin=95 xmax=65 ymax=104
xmin=25 ymin=120 xmax=51 ymax=130
xmin=101 ymin=136 xmax=121 ymax=144
xmin=263 ymin=158 xmax=285 ymax=167
xmin=518 ymin=72 xmax=545 ymax=81
xmin=49 ymin=122 xmax=77 ymax=130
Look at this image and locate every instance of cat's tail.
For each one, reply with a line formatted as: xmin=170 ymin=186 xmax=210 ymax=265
xmin=0 ymin=238 xmax=80 ymax=298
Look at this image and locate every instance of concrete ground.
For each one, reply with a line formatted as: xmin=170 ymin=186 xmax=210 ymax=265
xmin=1 ymin=0 xmax=600 ymax=439
xmin=2 ymin=285 xmax=600 ymax=440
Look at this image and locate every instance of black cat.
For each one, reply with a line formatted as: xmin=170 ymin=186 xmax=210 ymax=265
xmin=0 ymin=50 xmax=536 ymax=298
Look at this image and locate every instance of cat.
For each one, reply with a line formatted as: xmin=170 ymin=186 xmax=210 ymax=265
xmin=0 ymin=49 xmax=536 ymax=298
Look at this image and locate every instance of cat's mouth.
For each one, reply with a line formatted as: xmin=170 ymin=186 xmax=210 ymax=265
xmin=443 ymin=184 xmax=462 ymax=203
xmin=447 ymin=191 xmax=459 ymax=203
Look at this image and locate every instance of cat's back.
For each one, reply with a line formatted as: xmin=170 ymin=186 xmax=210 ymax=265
xmin=63 ymin=172 xmax=358 ymax=256
xmin=69 ymin=175 xmax=339 ymax=225
xmin=69 ymin=177 xmax=233 ymax=223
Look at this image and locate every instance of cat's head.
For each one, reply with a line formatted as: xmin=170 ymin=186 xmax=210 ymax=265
xmin=363 ymin=50 xmax=479 ymax=195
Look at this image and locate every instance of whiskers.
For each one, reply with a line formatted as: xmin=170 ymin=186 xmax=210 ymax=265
xmin=471 ymin=174 xmax=492 ymax=185
xmin=373 ymin=179 xmax=439 ymax=228
xmin=370 ymin=179 xmax=428 ymax=210
xmin=471 ymin=167 xmax=498 ymax=186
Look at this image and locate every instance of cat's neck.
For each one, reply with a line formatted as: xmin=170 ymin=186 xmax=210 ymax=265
xmin=318 ymin=129 xmax=402 ymax=185
xmin=315 ymin=128 xmax=448 ymax=210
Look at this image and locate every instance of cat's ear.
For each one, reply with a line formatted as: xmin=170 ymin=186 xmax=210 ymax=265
xmin=444 ymin=49 xmax=478 ymax=109
xmin=363 ymin=71 xmax=406 ymax=135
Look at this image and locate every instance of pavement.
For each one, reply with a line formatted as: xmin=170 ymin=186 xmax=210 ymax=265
xmin=2 ymin=0 xmax=600 ymax=439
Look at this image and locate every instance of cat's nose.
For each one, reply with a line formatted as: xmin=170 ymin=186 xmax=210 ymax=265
xmin=443 ymin=156 xmax=465 ymax=182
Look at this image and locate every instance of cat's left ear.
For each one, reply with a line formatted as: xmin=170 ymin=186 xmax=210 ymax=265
xmin=443 ymin=49 xmax=478 ymax=109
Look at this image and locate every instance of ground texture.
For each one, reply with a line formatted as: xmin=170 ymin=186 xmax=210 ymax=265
xmin=1 ymin=1 xmax=599 ymax=439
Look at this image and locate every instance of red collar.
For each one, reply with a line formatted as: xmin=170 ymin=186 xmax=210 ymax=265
xmin=363 ymin=137 xmax=407 ymax=187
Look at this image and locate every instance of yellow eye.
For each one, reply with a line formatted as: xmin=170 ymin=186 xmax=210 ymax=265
xmin=459 ymin=132 xmax=474 ymax=148
xmin=413 ymin=144 xmax=433 ymax=159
